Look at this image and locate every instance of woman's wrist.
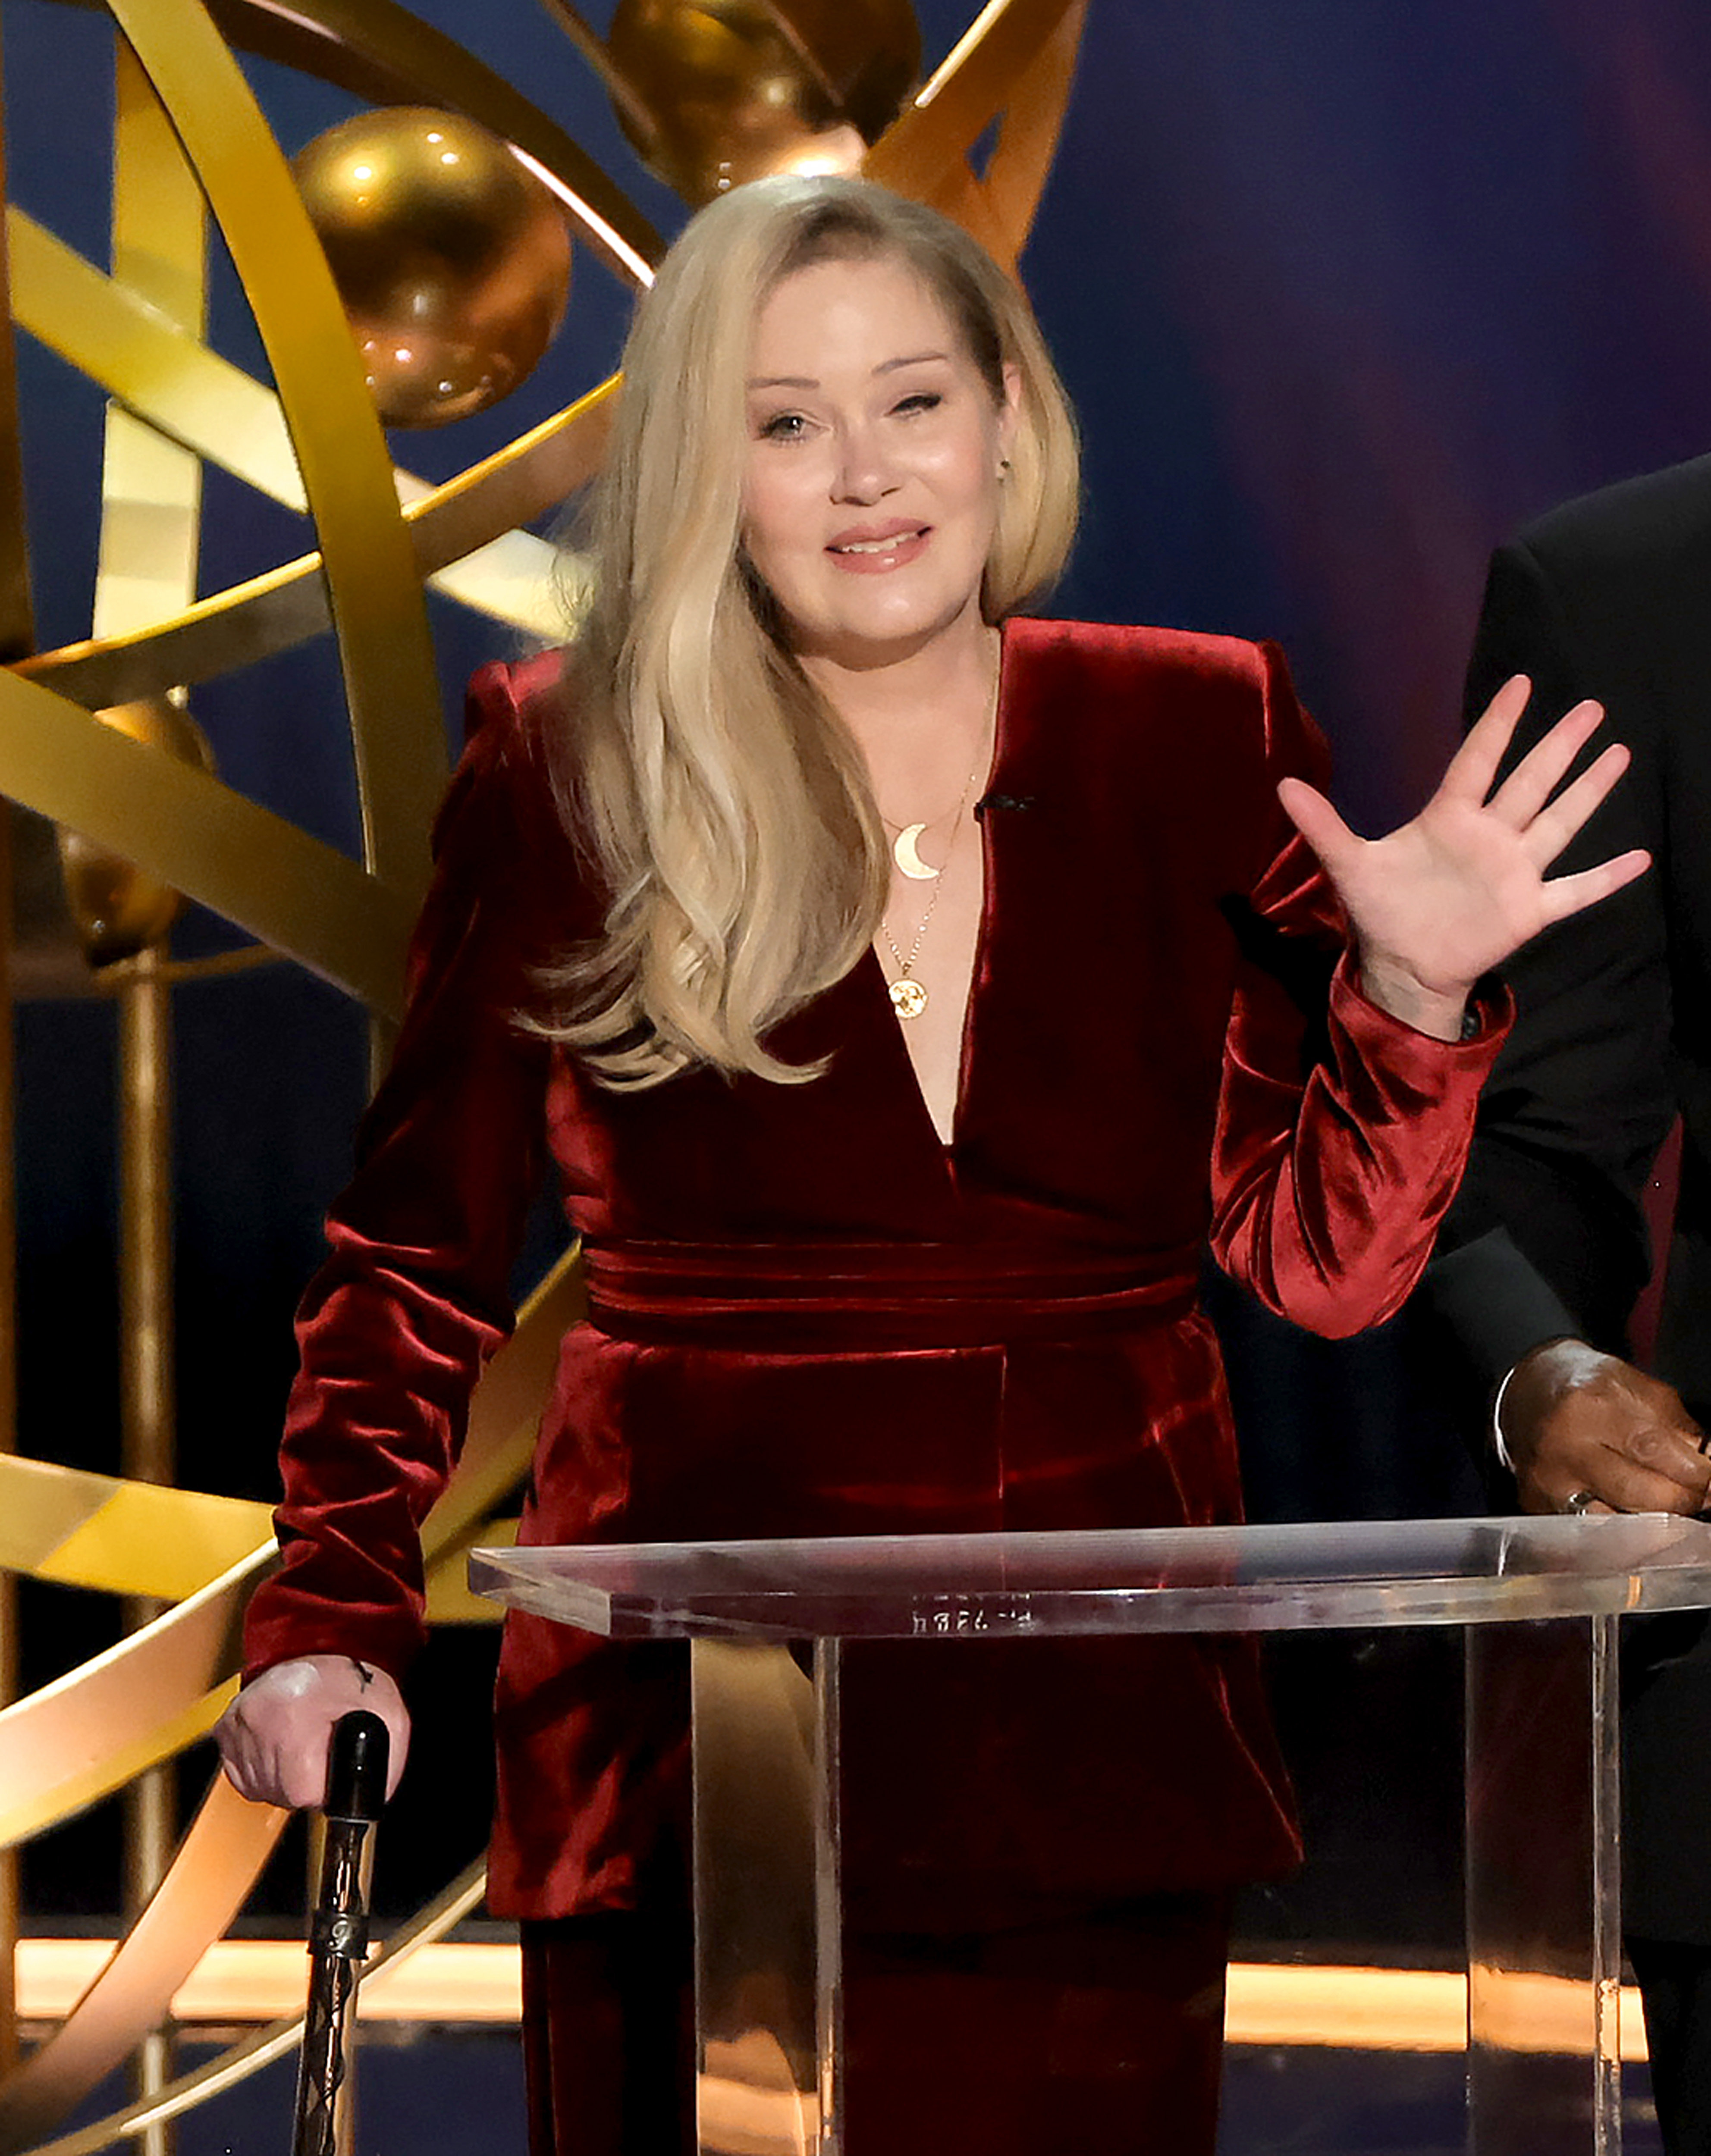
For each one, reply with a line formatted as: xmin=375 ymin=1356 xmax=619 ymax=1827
xmin=1355 ymin=952 xmax=1469 ymax=1042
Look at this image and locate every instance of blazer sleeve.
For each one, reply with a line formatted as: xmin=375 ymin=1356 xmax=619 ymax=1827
xmin=1422 ymin=540 xmax=1675 ymax=1385
xmin=1208 ymin=642 xmax=1512 ymax=1338
xmin=242 ymin=666 xmax=556 ymax=1684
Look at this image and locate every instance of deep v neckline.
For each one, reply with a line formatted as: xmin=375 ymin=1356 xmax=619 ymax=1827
xmin=864 ymin=624 xmax=1011 ymax=1164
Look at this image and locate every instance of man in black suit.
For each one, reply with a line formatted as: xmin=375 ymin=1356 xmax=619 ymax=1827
xmin=1428 ymin=454 xmax=1711 ymax=2151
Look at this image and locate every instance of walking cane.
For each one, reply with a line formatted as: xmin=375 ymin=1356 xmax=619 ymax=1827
xmin=291 ymin=1710 xmax=389 ymax=2156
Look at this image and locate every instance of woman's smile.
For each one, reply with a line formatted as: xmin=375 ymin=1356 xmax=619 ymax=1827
xmin=826 ymin=518 xmax=932 ymax=570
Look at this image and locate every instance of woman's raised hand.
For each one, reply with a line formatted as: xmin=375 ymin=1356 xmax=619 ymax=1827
xmin=215 ymin=1653 xmax=410 ymax=1811
xmin=1276 ymin=674 xmax=1651 ymax=1040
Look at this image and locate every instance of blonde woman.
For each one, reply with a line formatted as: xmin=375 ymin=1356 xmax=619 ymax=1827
xmin=219 ymin=176 xmax=1643 ymax=2153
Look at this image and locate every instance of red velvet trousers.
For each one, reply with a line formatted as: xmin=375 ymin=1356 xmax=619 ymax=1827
xmin=520 ymin=1892 xmax=1230 ymax=2155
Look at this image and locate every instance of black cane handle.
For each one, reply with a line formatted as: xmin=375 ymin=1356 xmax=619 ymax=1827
xmin=323 ymin=1710 xmax=389 ymax=1823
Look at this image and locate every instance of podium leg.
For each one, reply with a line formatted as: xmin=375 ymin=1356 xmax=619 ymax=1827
xmin=691 ymin=1638 xmax=843 ymax=2156
xmin=1465 ymin=1614 xmax=1622 ymax=2154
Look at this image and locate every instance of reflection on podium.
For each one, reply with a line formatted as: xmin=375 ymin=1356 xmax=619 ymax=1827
xmin=692 ymin=1639 xmax=824 ymax=2156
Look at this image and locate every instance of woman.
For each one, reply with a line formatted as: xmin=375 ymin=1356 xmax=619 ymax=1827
xmin=218 ymin=175 xmax=1643 ymax=2152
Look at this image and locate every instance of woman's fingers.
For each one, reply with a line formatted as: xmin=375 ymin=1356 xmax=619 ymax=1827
xmin=1275 ymin=775 xmax=1361 ymax=876
xmin=1538 ymin=847 xmax=1652 ymax=926
xmin=1485 ymin=698 xmax=1608 ymax=828
xmin=1279 ymin=685 xmax=1645 ymax=976
xmin=1438 ymin=673 xmax=1534 ymax=805
xmin=1519 ymin=740 xmax=1630 ymax=865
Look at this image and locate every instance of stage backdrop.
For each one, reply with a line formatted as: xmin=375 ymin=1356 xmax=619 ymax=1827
xmin=6 ymin=0 xmax=1710 ymax=1915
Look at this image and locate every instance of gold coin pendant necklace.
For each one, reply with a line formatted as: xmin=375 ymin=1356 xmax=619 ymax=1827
xmin=880 ymin=753 xmax=983 ymax=1022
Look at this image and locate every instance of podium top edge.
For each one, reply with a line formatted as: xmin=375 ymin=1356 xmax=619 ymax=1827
xmin=466 ymin=1515 xmax=1711 ymax=1641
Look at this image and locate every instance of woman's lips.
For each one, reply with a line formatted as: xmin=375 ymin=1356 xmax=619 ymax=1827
xmin=826 ymin=523 xmax=930 ymax=573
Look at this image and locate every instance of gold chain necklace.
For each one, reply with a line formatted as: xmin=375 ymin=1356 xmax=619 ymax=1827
xmin=879 ymin=754 xmax=982 ymax=1021
xmin=876 ymin=654 xmax=1002 ymax=883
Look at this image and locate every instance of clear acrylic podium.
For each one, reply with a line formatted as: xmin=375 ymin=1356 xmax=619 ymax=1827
xmin=472 ymin=1514 xmax=1711 ymax=2154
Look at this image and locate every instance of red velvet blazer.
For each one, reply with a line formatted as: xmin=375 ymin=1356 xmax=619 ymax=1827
xmin=244 ymin=619 xmax=1507 ymax=1924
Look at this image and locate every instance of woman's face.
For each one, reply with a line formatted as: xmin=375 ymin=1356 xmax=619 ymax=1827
xmin=740 ymin=251 xmax=1019 ymax=672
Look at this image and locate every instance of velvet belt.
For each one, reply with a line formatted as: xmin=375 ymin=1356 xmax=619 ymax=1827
xmin=580 ymin=1238 xmax=1201 ymax=1351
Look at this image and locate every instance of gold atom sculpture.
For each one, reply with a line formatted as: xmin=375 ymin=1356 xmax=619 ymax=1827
xmin=0 ymin=0 xmax=1085 ymax=2147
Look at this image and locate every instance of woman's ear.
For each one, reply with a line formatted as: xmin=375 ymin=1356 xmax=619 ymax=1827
xmin=998 ymin=363 xmax=1023 ymax=459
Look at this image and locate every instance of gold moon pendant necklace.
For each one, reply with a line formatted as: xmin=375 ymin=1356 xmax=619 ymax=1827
xmin=879 ymin=752 xmax=984 ymax=1021
xmin=893 ymin=821 xmax=938 ymax=881
xmin=884 ymin=738 xmax=995 ymax=881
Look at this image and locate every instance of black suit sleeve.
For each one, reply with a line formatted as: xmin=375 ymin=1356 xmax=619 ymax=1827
xmin=1425 ymin=537 xmax=1675 ymax=1387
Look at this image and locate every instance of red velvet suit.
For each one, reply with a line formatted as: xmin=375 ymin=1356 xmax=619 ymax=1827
xmin=244 ymin=617 xmax=1506 ymax=1930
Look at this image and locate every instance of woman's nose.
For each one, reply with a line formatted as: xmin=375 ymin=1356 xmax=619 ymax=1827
xmin=832 ymin=426 xmax=897 ymax=504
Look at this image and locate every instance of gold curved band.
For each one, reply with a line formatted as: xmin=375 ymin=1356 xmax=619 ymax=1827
xmin=0 ymin=1246 xmax=581 ymax=1855
xmin=0 ymin=1830 xmax=486 ymax=2156
xmin=16 ymin=379 xmax=616 ymax=710
xmin=109 ymin=0 xmax=447 ymax=896
xmin=0 ymin=1457 xmax=270 ymax=1599
xmin=0 ymin=671 xmax=417 ymax=1014
xmin=13 ymin=207 xmax=581 ymax=642
xmin=869 ymin=0 xmax=1084 ymax=264
xmin=0 ymin=1249 xmax=577 ymax=2141
xmin=0 ymin=1776 xmax=285 ymax=2153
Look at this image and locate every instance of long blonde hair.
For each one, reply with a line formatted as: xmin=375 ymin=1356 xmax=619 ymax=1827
xmin=534 ymin=174 xmax=1080 ymax=1087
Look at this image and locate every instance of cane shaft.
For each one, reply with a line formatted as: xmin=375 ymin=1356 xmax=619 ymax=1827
xmin=294 ymin=1956 xmax=358 ymax=2156
xmin=291 ymin=1714 xmax=387 ymax=2156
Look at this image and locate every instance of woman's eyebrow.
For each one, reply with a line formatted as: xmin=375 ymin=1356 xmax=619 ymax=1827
xmin=746 ymin=351 xmax=949 ymax=392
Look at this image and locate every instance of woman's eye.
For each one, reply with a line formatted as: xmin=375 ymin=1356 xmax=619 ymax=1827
xmin=758 ymin=411 xmax=810 ymax=442
xmin=893 ymin=392 xmax=943 ymax=417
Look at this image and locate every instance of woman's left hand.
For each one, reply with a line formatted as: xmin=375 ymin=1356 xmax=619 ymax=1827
xmin=1276 ymin=673 xmax=1651 ymax=1040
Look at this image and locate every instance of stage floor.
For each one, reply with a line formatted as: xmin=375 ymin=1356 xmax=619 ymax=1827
xmin=34 ymin=2030 xmax=1667 ymax=2153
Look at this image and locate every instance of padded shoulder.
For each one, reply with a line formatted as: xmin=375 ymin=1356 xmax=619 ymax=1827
xmin=1000 ymin=617 xmax=1327 ymax=898
xmin=1003 ymin=614 xmax=1271 ymax=689
xmin=1519 ymin=454 xmax=1711 ymax=583
xmin=464 ymin=648 xmax=569 ymax=746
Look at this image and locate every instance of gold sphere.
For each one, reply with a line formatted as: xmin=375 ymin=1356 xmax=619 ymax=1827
xmin=56 ymin=700 xmax=216 ymax=968
xmin=292 ymin=107 xmax=573 ymax=429
xmin=607 ymin=0 xmax=921 ymax=205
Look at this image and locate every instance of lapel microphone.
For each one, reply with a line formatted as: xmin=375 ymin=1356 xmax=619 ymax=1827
xmin=974 ymin=793 xmax=1036 ymax=819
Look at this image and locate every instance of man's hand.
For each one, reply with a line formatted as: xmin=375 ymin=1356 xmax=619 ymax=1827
xmin=1500 ymin=1338 xmax=1711 ymax=1516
